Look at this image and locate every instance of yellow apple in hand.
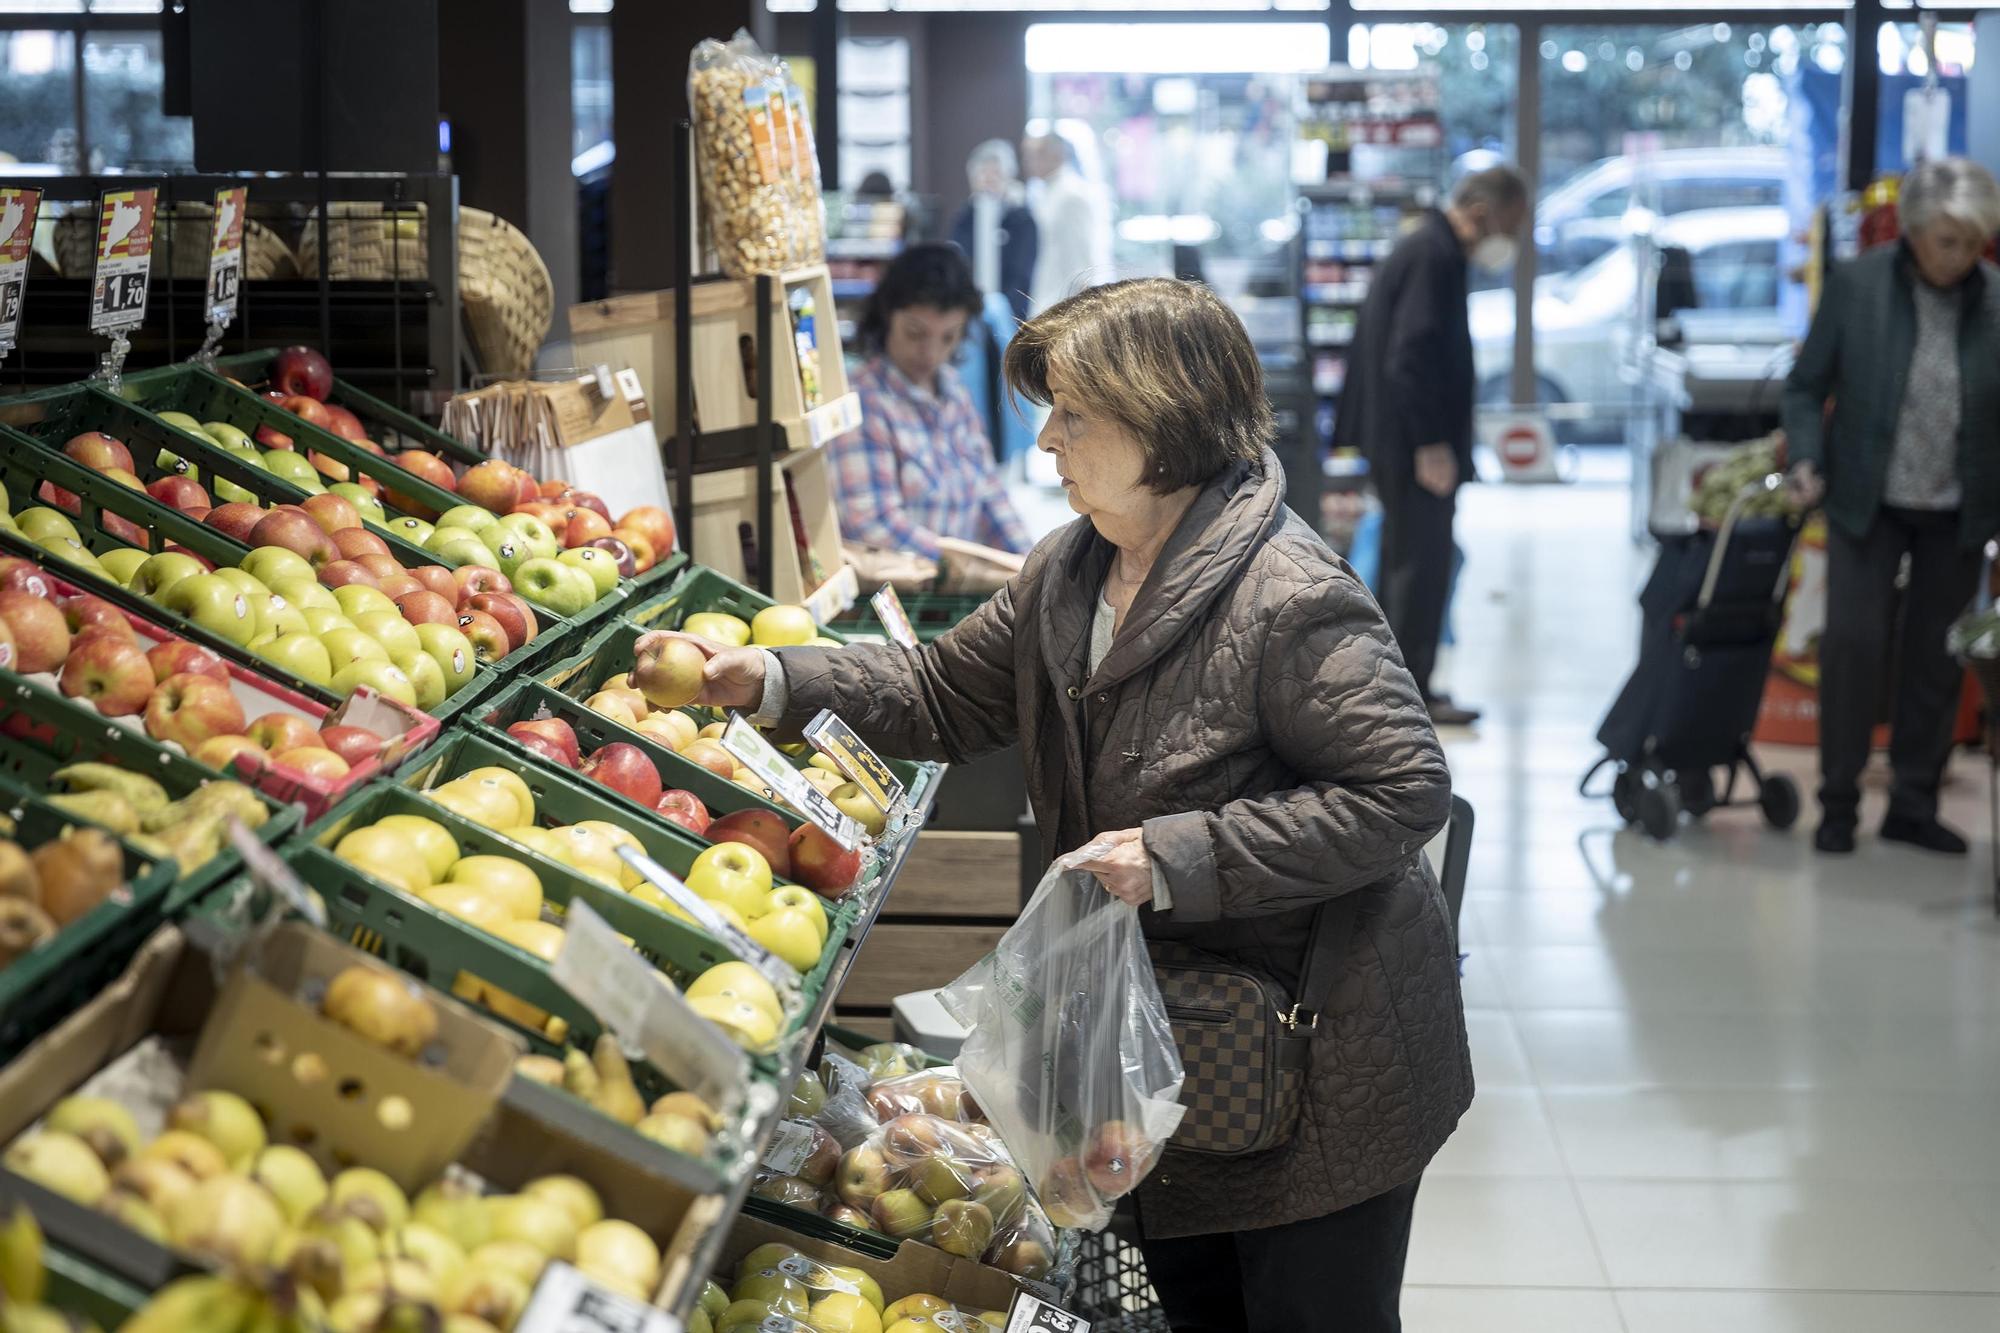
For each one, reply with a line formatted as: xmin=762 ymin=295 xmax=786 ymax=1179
xmin=764 ymin=886 xmax=829 ymax=943
xmin=685 ymin=842 xmax=772 ymax=919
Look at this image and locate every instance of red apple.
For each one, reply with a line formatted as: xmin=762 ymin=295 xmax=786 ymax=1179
xmin=183 ymin=507 xmax=211 ymax=524
xmin=147 ymin=475 xmax=212 ymax=511
xmin=375 ymin=572 xmax=422 ymax=601
xmin=161 ymin=545 xmax=215 ymax=570
xmin=566 ymin=491 xmax=612 ymax=524
xmin=617 ymin=506 xmax=676 ymax=557
xmin=0 ymin=619 xmax=15 ymax=673
xmin=246 ymin=711 xmax=321 ymax=754
xmin=654 ymin=789 xmax=711 ymax=837
xmin=455 ymin=610 xmax=510 ymax=663
xmin=538 ymin=478 xmax=572 ymax=500
xmin=407 ymin=565 xmax=459 ymax=603
xmin=707 ymin=808 xmax=793 ymax=878
xmin=283 ymin=395 xmax=334 ymax=430
xmin=506 ymin=718 xmax=580 ymax=767
xmin=260 ymin=389 xmax=286 ymax=405
xmin=147 ymin=640 xmax=230 ymax=685
xmin=144 ymin=671 xmax=247 ymax=748
xmin=392 ymin=589 xmax=458 ymax=627
xmin=57 ymin=594 xmax=136 ymax=643
xmin=1082 ymin=1120 xmax=1156 ymax=1200
xmin=491 ymin=592 xmax=539 ymax=643
xmin=272 ymin=746 xmax=350 ymax=780
xmin=203 ymin=503 xmax=267 ymax=544
xmin=321 ymin=404 xmax=367 ymax=442
xmin=580 ymin=741 xmax=663 ymax=808
xmin=678 ymin=739 xmax=736 ymax=780
xmin=465 ymin=592 xmax=531 ymax=651
xmin=249 ymin=508 xmax=340 ymax=568
xmin=318 ymin=724 xmax=385 ymax=767
xmin=459 ymin=459 xmax=525 ymax=514
xmin=317 ymin=560 xmax=379 ymax=590
xmin=100 ymin=512 xmax=152 ymax=551
xmin=451 ymin=565 xmax=509 ymax=603
xmin=506 ymin=727 xmax=576 ymax=769
xmin=0 ymin=590 xmax=72 ymax=673
xmin=60 ymin=633 xmax=155 ymax=717
xmin=101 ymin=468 xmax=144 ymax=492
xmin=331 ymin=528 xmax=391 ymax=561
xmin=63 ymin=431 xmax=134 ymax=474
xmin=586 ymin=537 xmax=637 ymax=578
xmin=384 ymin=451 xmax=455 ymax=519
xmin=354 ymin=554 xmax=404 ymax=583
xmin=254 ymin=424 xmax=294 ymax=451
xmin=194 ymin=734 xmax=268 ymax=772
xmin=612 ymin=528 xmax=658 ymax=573
xmin=560 ymin=509 xmax=613 ymax=548
xmin=788 ymin=822 xmax=862 ymax=897
xmin=271 ymin=346 xmax=333 ymax=400
xmin=302 ymin=493 xmax=364 ymax=535
xmin=306 ymin=450 xmax=349 ymax=483
xmin=0 ymin=558 xmax=56 ymax=599
xmin=36 ymin=482 xmax=80 ymax=515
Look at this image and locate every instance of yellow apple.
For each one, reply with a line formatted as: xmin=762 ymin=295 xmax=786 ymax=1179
xmin=808 ymin=753 xmax=843 ymax=775
xmin=586 ymin=691 xmax=643 ymax=726
xmin=418 ymin=882 xmax=511 ymax=936
xmin=632 ymin=711 xmax=699 ymax=752
xmin=445 ymin=855 xmax=544 ymax=921
xmin=687 ymin=994 xmax=778 ymax=1048
xmin=371 ymin=815 xmax=461 ymax=883
xmin=548 ymin=824 xmax=625 ymax=886
xmin=749 ymin=604 xmax=816 ymax=648
xmin=474 ymin=920 xmax=567 ymax=1028
xmin=496 ymin=825 xmax=566 ymax=861
xmin=334 ymin=825 xmax=435 ymax=891
xmin=829 ymin=783 xmax=887 ymax=836
xmin=764 ymin=886 xmax=829 ymax=943
xmin=696 ymin=721 xmax=727 ymax=742
xmin=686 ymin=961 xmax=782 ymax=1026
xmin=681 ymin=611 xmax=750 ymax=648
xmin=426 ymin=779 xmax=518 ymax=829
xmin=461 ymin=767 xmax=536 ymax=825
xmin=574 ymin=821 xmax=645 ymax=887
xmin=806 ymin=1292 xmax=882 ymax=1333
xmin=746 ymin=907 xmax=824 ymax=972
xmin=686 ymin=843 xmax=772 ymax=919
xmin=800 ymin=769 xmax=844 ymax=796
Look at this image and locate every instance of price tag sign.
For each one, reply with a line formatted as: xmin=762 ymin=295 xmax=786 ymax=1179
xmin=870 ymin=583 xmax=919 ymax=648
xmin=1005 ymin=1292 xmax=1091 ymax=1333
xmin=721 ymin=715 xmax=862 ymax=850
xmin=552 ymin=898 xmax=749 ymax=1108
xmin=225 ymin=818 xmax=326 ymax=928
xmin=0 ymin=187 xmax=41 ymax=359
xmin=760 ymin=1119 xmax=817 ymax=1175
xmin=516 ymin=1262 xmax=682 ymax=1333
xmin=613 ymin=847 xmax=798 ymax=997
xmin=205 ymin=186 xmax=246 ymax=328
xmin=802 ymin=709 xmax=903 ymax=816
xmin=89 ymin=187 xmax=157 ymax=334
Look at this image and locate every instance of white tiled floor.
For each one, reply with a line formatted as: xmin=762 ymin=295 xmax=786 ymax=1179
xmin=1404 ymin=478 xmax=2000 ymax=1330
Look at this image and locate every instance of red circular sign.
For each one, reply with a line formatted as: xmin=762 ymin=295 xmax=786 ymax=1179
xmin=1499 ymin=425 xmax=1544 ymax=467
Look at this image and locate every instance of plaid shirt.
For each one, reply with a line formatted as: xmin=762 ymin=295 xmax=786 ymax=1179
xmin=832 ymin=357 xmax=1032 ymax=559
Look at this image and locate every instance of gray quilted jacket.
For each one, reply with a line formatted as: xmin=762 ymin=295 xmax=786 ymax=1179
xmin=770 ymin=448 xmax=1471 ymax=1238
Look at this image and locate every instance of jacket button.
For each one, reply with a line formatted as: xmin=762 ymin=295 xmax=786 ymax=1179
xmin=1096 ymin=693 xmax=1109 ymax=705
xmin=1066 ymin=686 xmax=1080 ymax=700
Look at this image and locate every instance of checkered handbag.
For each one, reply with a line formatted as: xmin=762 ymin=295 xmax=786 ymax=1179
xmin=1148 ymin=899 xmax=1356 ymax=1157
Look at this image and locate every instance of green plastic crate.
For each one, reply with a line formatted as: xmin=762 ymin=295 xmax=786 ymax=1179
xmin=624 ymin=564 xmax=821 ymax=636
xmin=0 ymin=791 xmax=178 ymax=1059
xmin=0 ymin=673 xmax=299 ymax=909
xmin=0 ymin=432 xmax=503 ymax=724
xmin=828 ymin=591 xmax=988 ymax=643
xmin=206 ymin=348 xmax=488 ymax=466
xmin=43 ymin=1244 xmax=150 ymax=1328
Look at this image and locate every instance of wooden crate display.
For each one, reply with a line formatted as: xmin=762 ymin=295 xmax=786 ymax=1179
xmin=690 ymin=446 xmax=859 ymax=620
xmin=569 ymin=265 xmax=862 ymax=454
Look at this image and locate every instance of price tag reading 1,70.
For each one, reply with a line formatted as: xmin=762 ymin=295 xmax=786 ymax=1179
xmin=802 ymin=709 xmax=903 ymax=816
xmin=0 ymin=186 xmax=41 ymax=358
xmin=871 ymin=583 xmax=920 ymax=648
xmin=89 ymin=187 xmax=157 ymax=334
xmin=721 ymin=715 xmax=862 ymax=850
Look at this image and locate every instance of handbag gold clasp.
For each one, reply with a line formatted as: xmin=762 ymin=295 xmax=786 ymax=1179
xmin=1280 ymin=1005 xmax=1318 ymax=1033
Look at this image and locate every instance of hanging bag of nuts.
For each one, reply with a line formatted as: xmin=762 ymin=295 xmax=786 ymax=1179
xmin=689 ymin=31 xmax=803 ymax=278
xmin=777 ymin=57 xmax=826 ymax=268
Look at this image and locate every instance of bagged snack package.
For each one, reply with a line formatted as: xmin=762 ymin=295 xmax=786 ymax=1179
xmin=938 ymin=845 xmax=1186 ymax=1231
xmin=688 ymin=31 xmax=797 ymax=278
xmin=778 ymin=61 xmax=827 ymax=268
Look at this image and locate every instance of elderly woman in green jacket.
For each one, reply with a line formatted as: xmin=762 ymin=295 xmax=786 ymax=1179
xmin=1784 ymin=157 xmax=2000 ymax=856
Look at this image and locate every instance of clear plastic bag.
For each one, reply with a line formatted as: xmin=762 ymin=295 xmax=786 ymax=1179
xmin=938 ymin=846 xmax=1187 ymax=1231
xmin=688 ymin=31 xmax=798 ymax=278
xmin=777 ymin=59 xmax=826 ymax=268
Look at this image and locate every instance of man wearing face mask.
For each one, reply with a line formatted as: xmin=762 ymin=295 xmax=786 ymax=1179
xmin=1338 ymin=165 xmax=1529 ymax=726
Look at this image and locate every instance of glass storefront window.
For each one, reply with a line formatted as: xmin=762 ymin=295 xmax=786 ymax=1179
xmin=83 ymin=27 xmax=190 ymax=170
xmin=0 ymin=29 xmax=77 ymax=170
xmin=572 ymin=17 xmax=612 ymax=164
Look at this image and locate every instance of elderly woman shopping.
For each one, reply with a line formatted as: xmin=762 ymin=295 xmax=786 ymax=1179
xmin=648 ymin=279 xmax=1470 ymax=1332
xmin=1784 ymin=157 xmax=2000 ymax=856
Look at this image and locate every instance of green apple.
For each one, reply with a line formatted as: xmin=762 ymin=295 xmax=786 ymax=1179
xmin=425 ymin=528 xmax=492 ymax=568
xmin=246 ymin=630 xmax=277 ymax=651
xmin=511 ymin=558 xmax=592 ymax=616
xmin=331 ymin=585 xmax=398 ymax=620
xmin=99 ymin=548 xmax=150 ymax=586
xmin=269 ymin=577 xmax=339 ymax=615
xmin=319 ymin=626 xmax=390 ymax=670
xmin=558 ymin=546 xmax=619 ymax=598
xmin=331 ymin=659 xmax=417 ymax=707
xmin=129 ymin=551 xmax=209 ymax=599
xmin=404 ymin=650 xmax=448 ymax=711
xmin=485 ymin=532 xmax=535 ymax=581
xmin=259 ymin=632 xmax=334 ymax=687
xmin=354 ymin=610 xmax=423 ymax=670
xmin=213 ymin=567 xmax=271 ymax=600
xmin=260 ymin=451 xmax=326 ymax=493
xmin=154 ymin=447 xmax=199 ymax=483
xmin=240 ymin=546 xmax=317 ymax=588
xmin=434 ymin=505 xmax=498 ymax=536
xmin=14 ymin=507 xmax=79 ymax=544
xmin=413 ymin=623 xmax=477 ymax=697
xmin=328 ymin=484 xmax=386 ymax=523
xmin=493 ymin=513 xmax=559 ymax=562
xmin=202 ymin=421 xmax=257 ymax=453
xmin=258 ymin=600 xmax=310 ymax=639
xmin=212 ymin=453 xmax=270 ymax=505
xmin=299 ymin=606 xmax=351 ymax=636
xmin=36 ymin=536 xmax=104 ymax=574
xmin=161 ymin=573 xmax=260 ymax=645
xmin=155 ymin=411 xmax=216 ymax=444
xmin=386 ymin=516 xmax=435 ymax=548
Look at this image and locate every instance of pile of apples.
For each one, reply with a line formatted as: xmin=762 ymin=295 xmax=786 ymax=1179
xmin=699 ymin=1240 xmax=1007 ymax=1333
xmin=0 ymin=825 xmax=128 ymax=972
xmin=395 ymin=500 xmax=626 ymax=620
xmin=8 ymin=1085 xmax=672 ymax=1326
xmin=0 ymin=561 xmax=393 ymax=777
xmin=330 ymin=767 xmax=824 ymax=1046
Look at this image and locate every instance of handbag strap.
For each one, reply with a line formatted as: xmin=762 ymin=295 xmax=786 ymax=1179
xmin=1287 ymin=895 xmax=1360 ymax=1034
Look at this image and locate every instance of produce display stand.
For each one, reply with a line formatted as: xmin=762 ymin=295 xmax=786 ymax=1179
xmin=202 ymin=347 xmax=487 ymax=467
xmin=828 ymin=591 xmax=987 ymax=643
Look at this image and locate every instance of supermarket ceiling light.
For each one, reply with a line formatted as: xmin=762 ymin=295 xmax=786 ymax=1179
xmin=1026 ymin=22 xmax=1332 ymax=75
xmin=771 ymin=2 xmax=1329 ymax=10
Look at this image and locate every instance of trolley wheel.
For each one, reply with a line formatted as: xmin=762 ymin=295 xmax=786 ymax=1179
xmin=1759 ymin=773 xmax=1801 ymax=830
xmin=1639 ymin=780 xmax=1682 ymax=841
xmin=1680 ymin=766 xmax=1717 ymax=817
xmin=1611 ymin=769 xmax=1641 ymax=824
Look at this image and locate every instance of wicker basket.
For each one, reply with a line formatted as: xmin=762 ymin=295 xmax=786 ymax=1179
xmin=458 ymin=207 xmax=553 ymax=380
xmin=52 ymin=204 xmax=296 ymax=281
xmin=294 ymin=201 xmax=430 ymax=282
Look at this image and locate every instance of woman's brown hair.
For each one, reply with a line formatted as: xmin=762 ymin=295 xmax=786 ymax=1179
xmin=1004 ymin=278 xmax=1273 ymax=492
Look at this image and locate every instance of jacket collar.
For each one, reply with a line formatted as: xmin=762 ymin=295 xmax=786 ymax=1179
xmin=1892 ymin=241 xmax=1992 ymax=313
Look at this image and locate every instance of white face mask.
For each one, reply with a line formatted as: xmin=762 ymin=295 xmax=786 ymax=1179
xmin=1472 ymin=233 xmax=1519 ymax=273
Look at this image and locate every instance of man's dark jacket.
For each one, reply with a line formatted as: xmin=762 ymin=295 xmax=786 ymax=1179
xmin=1782 ymin=244 xmax=2000 ymax=550
xmin=1333 ymin=208 xmax=1475 ymax=479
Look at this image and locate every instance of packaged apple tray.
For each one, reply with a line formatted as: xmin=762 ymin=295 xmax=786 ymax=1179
xmin=0 ymin=679 xmax=298 ymax=1058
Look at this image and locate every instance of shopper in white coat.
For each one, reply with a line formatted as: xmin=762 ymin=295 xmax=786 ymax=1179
xmin=1022 ymin=128 xmax=1113 ymax=314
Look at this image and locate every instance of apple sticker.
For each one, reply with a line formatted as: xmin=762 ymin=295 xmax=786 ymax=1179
xmin=452 ymin=649 xmax=465 ymax=674
xmin=232 ymin=595 xmax=247 ymax=617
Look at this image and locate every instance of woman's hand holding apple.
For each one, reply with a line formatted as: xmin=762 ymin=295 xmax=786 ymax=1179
xmin=633 ymin=630 xmax=767 ymax=709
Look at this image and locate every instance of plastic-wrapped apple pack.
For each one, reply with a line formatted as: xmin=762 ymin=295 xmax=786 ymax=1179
xmin=714 ymin=1237 xmax=1008 ymax=1333
xmin=937 ymin=846 xmax=1187 ymax=1231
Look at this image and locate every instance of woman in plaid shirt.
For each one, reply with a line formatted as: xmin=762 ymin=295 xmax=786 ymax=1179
xmin=832 ymin=244 xmax=1033 ymax=558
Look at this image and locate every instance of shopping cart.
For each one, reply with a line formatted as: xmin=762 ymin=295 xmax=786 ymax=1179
xmin=1582 ymin=476 xmax=1803 ymax=841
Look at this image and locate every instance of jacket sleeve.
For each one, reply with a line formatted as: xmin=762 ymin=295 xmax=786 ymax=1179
xmin=1144 ymin=571 xmax=1452 ymax=923
xmin=1383 ymin=248 xmax=1458 ymax=456
xmin=770 ymin=573 xmax=1025 ymax=765
xmin=1782 ymin=263 xmax=1846 ymax=471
